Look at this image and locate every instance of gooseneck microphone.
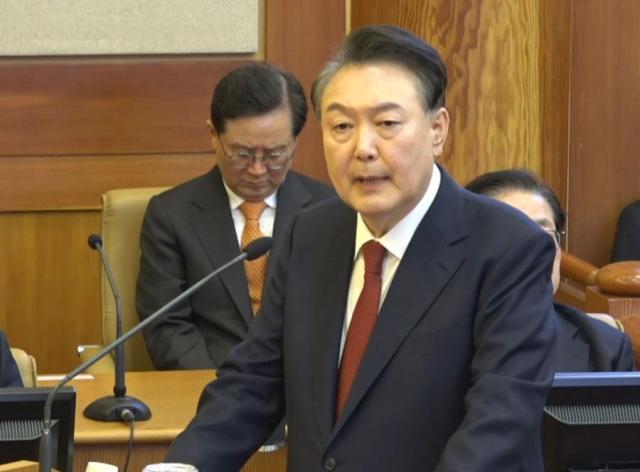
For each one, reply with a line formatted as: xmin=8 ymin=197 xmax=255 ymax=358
xmin=39 ymin=237 xmax=273 ymax=472
xmin=84 ymin=234 xmax=151 ymax=422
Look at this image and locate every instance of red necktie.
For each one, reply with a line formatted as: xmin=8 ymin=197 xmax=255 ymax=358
xmin=336 ymin=240 xmax=386 ymax=419
xmin=239 ymin=201 xmax=268 ymax=315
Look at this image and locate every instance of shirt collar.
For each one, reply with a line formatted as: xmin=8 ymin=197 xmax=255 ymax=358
xmin=354 ymin=164 xmax=441 ymax=260
xmin=222 ymin=180 xmax=277 ymax=210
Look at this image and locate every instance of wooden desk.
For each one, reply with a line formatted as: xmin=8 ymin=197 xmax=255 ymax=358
xmin=40 ymin=370 xmax=286 ymax=471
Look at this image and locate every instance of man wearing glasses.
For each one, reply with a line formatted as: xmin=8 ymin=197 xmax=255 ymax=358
xmin=466 ymin=169 xmax=634 ymax=372
xmin=136 ymin=63 xmax=334 ymax=374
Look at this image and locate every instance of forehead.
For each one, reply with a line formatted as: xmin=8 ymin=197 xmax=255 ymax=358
xmin=222 ymin=106 xmax=294 ymax=145
xmin=495 ymin=190 xmax=555 ymax=227
xmin=322 ymin=63 xmax=423 ymax=114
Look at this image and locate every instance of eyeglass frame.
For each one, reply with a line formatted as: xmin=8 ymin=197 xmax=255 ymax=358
xmin=542 ymin=228 xmax=564 ymax=248
xmin=218 ymin=138 xmax=297 ymax=171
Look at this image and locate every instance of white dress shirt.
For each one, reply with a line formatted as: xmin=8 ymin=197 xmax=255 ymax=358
xmin=223 ymin=182 xmax=277 ymax=246
xmin=339 ymin=165 xmax=442 ymax=361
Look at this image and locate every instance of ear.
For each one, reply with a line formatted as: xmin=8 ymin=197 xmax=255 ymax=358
xmin=206 ymin=119 xmax=216 ymax=136
xmin=206 ymin=120 xmax=218 ymax=155
xmin=430 ymin=107 xmax=450 ymax=156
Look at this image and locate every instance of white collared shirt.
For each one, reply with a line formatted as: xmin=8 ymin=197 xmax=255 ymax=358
xmin=339 ymin=164 xmax=442 ymax=361
xmin=223 ymin=181 xmax=277 ymax=246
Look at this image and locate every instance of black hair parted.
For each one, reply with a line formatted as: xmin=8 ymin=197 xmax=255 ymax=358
xmin=465 ymin=169 xmax=566 ymax=233
xmin=211 ymin=63 xmax=307 ymax=137
xmin=311 ymin=24 xmax=447 ymax=117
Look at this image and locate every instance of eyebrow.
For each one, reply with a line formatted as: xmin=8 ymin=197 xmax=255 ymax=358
xmin=324 ymin=101 xmax=403 ymax=115
xmin=533 ymin=217 xmax=555 ymax=229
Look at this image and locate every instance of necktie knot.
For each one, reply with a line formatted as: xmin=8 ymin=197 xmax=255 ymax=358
xmin=362 ymin=240 xmax=386 ymax=275
xmin=239 ymin=201 xmax=268 ymax=221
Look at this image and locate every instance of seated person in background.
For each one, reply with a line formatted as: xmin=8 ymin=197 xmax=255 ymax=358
xmin=466 ymin=169 xmax=635 ymax=371
xmin=611 ymin=200 xmax=640 ymax=262
xmin=136 ymin=63 xmax=334 ymax=371
xmin=0 ymin=330 xmax=23 ymax=387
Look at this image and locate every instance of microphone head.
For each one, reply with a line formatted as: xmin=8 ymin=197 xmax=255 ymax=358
xmin=88 ymin=234 xmax=103 ymax=250
xmin=244 ymin=237 xmax=272 ymax=260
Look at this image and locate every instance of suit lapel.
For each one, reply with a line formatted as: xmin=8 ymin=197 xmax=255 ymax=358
xmin=311 ymin=206 xmax=357 ymax=442
xmin=267 ymin=173 xmax=313 ymax=279
xmin=190 ymin=168 xmax=253 ymax=327
xmin=332 ymin=169 xmax=469 ymax=432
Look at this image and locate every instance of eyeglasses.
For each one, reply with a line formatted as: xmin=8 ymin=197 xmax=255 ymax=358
xmin=219 ymin=140 xmax=296 ymax=170
xmin=543 ymin=228 xmax=564 ymax=248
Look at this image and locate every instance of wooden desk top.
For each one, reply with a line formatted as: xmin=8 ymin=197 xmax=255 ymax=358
xmin=40 ymin=370 xmax=215 ymax=444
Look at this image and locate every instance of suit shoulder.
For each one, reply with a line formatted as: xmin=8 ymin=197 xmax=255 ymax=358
xmin=154 ymin=171 xmax=216 ymax=202
xmin=288 ymin=171 xmax=335 ymax=199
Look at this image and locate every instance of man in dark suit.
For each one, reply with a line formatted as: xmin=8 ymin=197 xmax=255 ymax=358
xmin=166 ymin=25 xmax=557 ymax=471
xmin=466 ymin=169 xmax=635 ymax=372
xmin=611 ymin=200 xmax=640 ymax=262
xmin=0 ymin=330 xmax=23 ymax=388
xmin=136 ymin=63 xmax=334 ymax=371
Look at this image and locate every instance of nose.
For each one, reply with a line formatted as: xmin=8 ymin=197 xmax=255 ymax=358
xmin=354 ymin=125 xmax=377 ymax=161
xmin=245 ymin=156 xmax=268 ymax=174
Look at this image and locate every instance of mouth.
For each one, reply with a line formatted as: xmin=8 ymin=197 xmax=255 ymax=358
xmin=243 ymin=180 xmax=269 ymax=188
xmin=355 ymin=175 xmax=388 ymax=187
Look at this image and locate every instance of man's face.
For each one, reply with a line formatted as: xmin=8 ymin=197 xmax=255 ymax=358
xmin=209 ymin=105 xmax=295 ymax=202
xmin=320 ymin=63 xmax=449 ymax=236
xmin=494 ymin=190 xmax=562 ymax=293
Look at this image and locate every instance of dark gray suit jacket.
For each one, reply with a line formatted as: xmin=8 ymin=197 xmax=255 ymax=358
xmin=167 ymin=168 xmax=557 ymax=472
xmin=0 ymin=330 xmax=22 ymax=388
xmin=611 ymin=200 xmax=640 ymax=262
xmin=555 ymin=302 xmax=635 ymax=372
xmin=136 ymin=167 xmax=334 ymax=370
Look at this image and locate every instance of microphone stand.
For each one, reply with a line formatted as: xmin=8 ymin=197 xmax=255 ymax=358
xmin=84 ymin=234 xmax=150 ymax=422
xmin=39 ymin=237 xmax=272 ymax=472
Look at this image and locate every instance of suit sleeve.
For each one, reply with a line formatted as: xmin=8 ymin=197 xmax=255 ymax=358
xmin=0 ymin=331 xmax=23 ymax=388
xmin=164 ymin=212 xmax=293 ymax=471
xmin=136 ymin=196 xmax=214 ymax=370
xmin=614 ymin=332 xmax=636 ymax=371
xmin=436 ymin=230 xmax=557 ymax=472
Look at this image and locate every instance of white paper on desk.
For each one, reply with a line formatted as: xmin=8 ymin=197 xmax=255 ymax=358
xmin=143 ymin=464 xmax=198 ymax=472
xmin=86 ymin=461 xmax=118 ymax=472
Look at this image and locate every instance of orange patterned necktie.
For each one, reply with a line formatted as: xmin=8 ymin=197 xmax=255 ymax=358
xmin=336 ymin=240 xmax=386 ymax=419
xmin=239 ymin=201 xmax=269 ymax=316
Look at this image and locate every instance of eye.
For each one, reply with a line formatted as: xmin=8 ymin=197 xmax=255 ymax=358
xmin=332 ymin=122 xmax=353 ymax=132
xmin=378 ymin=120 xmax=400 ymax=128
xmin=264 ymin=152 xmax=287 ymax=162
xmin=235 ymin=151 xmax=254 ymax=160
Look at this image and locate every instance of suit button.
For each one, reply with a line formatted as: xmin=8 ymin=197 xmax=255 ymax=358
xmin=323 ymin=457 xmax=336 ymax=471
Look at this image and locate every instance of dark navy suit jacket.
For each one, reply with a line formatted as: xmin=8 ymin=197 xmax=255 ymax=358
xmin=555 ymin=302 xmax=635 ymax=372
xmin=0 ymin=331 xmax=22 ymax=388
xmin=167 ymin=168 xmax=557 ymax=472
xmin=611 ymin=200 xmax=640 ymax=262
xmin=136 ymin=167 xmax=334 ymax=370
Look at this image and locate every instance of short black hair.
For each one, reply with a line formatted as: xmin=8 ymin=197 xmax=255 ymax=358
xmin=311 ymin=24 xmax=447 ymax=117
xmin=211 ymin=63 xmax=307 ymax=137
xmin=465 ymin=169 xmax=566 ymax=233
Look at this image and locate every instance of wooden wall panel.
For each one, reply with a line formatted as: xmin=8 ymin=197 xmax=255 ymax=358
xmin=266 ymin=0 xmax=347 ymax=183
xmin=0 ymin=0 xmax=346 ymax=373
xmin=0 ymin=60 xmax=246 ymax=156
xmin=0 ymin=154 xmax=213 ymax=211
xmin=569 ymin=0 xmax=640 ymax=266
xmin=0 ymin=211 xmax=101 ymax=373
xmin=538 ymin=0 xmax=571 ymax=211
xmin=351 ymin=0 xmax=571 ymax=204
